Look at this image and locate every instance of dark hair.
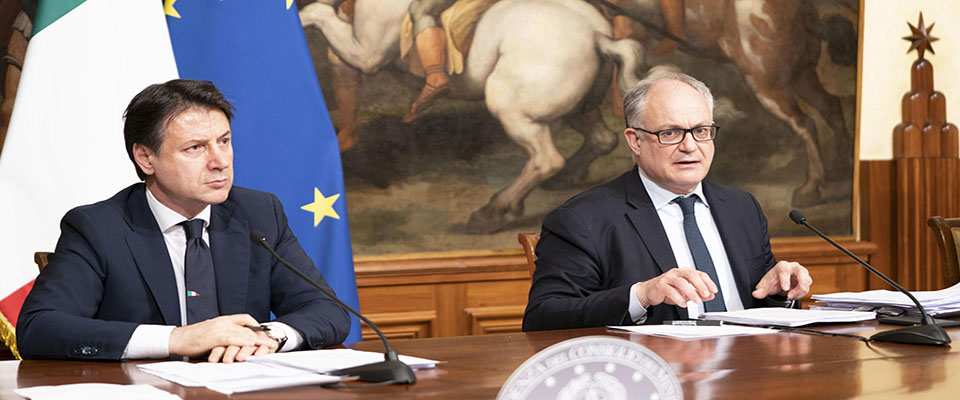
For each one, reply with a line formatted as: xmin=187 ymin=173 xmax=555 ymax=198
xmin=123 ymin=79 xmax=234 ymax=180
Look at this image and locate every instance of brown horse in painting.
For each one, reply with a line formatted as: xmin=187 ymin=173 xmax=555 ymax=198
xmin=611 ymin=0 xmax=855 ymax=206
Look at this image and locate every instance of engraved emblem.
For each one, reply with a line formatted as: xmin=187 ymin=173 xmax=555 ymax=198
xmin=498 ymin=336 xmax=682 ymax=400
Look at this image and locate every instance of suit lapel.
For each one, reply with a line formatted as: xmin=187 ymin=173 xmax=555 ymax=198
xmin=124 ymin=184 xmax=182 ymax=326
xmin=208 ymin=197 xmax=250 ymax=316
xmin=622 ymin=168 xmax=688 ymax=319
xmin=703 ymin=182 xmax=753 ymax=307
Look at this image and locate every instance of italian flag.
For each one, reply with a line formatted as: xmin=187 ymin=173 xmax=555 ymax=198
xmin=0 ymin=0 xmax=177 ymax=357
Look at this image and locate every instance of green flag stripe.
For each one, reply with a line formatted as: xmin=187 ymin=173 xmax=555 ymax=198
xmin=32 ymin=0 xmax=86 ymax=37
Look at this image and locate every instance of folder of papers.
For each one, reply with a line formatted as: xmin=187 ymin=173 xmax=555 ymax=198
xmin=137 ymin=349 xmax=438 ymax=395
xmin=700 ymin=308 xmax=876 ymax=327
xmin=811 ymin=282 xmax=960 ymax=318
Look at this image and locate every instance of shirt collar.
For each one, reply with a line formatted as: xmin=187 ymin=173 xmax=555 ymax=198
xmin=145 ymin=186 xmax=212 ymax=233
xmin=636 ymin=167 xmax=709 ymax=211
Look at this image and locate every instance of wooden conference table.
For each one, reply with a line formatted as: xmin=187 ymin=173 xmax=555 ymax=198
xmin=3 ymin=321 xmax=960 ymax=399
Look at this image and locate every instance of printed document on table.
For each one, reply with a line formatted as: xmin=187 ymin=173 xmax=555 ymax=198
xmin=701 ymin=308 xmax=876 ymax=327
xmin=608 ymin=324 xmax=777 ymax=339
xmin=248 ymin=348 xmax=439 ymax=372
xmin=139 ymin=349 xmax=439 ymax=395
xmin=137 ymin=361 xmax=340 ymax=395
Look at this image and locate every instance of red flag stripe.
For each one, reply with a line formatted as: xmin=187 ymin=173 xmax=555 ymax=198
xmin=0 ymin=280 xmax=35 ymax=327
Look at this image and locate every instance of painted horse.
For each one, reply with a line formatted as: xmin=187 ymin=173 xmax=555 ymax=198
xmin=300 ymin=0 xmax=645 ymax=233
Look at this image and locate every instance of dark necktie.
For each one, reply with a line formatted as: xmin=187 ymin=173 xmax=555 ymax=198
xmin=180 ymin=219 xmax=219 ymax=324
xmin=673 ymin=195 xmax=726 ymax=312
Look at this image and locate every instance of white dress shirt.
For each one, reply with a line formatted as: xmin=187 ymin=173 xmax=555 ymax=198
xmin=121 ymin=187 xmax=302 ymax=359
xmin=628 ymin=169 xmax=745 ymax=322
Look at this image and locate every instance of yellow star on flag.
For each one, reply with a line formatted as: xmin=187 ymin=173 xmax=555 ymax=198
xmin=164 ymin=0 xmax=181 ymax=18
xmin=287 ymin=0 xmax=294 ymax=9
xmin=301 ymin=188 xmax=340 ymax=227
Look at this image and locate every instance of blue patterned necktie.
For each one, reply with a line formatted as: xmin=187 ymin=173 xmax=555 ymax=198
xmin=673 ymin=195 xmax=726 ymax=312
xmin=180 ymin=219 xmax=219 ymax=324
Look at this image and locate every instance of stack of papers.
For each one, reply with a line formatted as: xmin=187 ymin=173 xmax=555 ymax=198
xmin=250 ymin=348 xmax=438 ymax=372
xmin=811 ymin=282 xmax=960 ymax=317
xmin=138 ymin=360 xmax=340 ymax=395
xmin=609 ymin=324 xmax=776 ymax=339
xmin=701 ymin=308 xmax=876 ymax=327
xmin=138 ymin=349 xmax=438 ymax=395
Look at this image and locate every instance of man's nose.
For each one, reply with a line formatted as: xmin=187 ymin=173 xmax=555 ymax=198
xmin=677 ymin=131 xmax=698 ymax=151
xmin=208 ymin=145 xmax=230 ymax=170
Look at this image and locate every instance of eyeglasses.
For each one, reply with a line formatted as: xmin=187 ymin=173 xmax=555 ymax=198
xmin=853 ymin=305 xmax=906 ymax=317
xmin=630 ymin=124 xmax=719 ymax=145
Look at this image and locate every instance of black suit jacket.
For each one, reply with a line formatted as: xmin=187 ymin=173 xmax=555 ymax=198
xmin=18 ymin=183 xmax=350 ymax=360
xmin=523 ymin=168 xmax=777 ymax=331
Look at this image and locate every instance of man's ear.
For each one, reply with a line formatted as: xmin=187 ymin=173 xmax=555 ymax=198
xmin=132 ymin=144 xmax=155 ymax=176
xmin=624 ymin=128 xmax=642 ymax=155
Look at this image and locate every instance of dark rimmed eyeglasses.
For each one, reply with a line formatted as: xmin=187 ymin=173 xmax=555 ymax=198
xmin=630 ymin=124 xmax=720 ymax=145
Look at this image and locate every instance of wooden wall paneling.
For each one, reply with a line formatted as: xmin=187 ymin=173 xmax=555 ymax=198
xmin=353 ymin=241 xmax=876 ymax=339
xmin=464 ymin=305 xmax=526 ymax=335
xmin=360 ymin=311 xmax=437 ymax=341
xmin=860 ymin=160 xmax=896 ymax=290
xmin=771 ymin=241 xmax=875 ymax=304
xmin=434 ymin=284 xmax=468 ymax=337
xmin=895 ymin=159 xmax=920 ymax=288
xmin=357 ymin=284 xmax=436 ymax=314
xmin=465 ymin=280 xmax=531 ymax=308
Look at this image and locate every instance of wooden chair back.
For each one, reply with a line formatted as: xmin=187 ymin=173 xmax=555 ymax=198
xmin=34 ymin=252 xmax=51 ymax=272
xmin=517 ymin=233 xmax=540 ymax=278
xmin=927 ymin=216 xmax=960 ymax=287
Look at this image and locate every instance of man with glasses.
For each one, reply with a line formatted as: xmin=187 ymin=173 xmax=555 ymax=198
xmin=523 ymin=72 xmax=812 ymax=330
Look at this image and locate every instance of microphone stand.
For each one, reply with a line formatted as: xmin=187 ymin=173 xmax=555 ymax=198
xmin=789 ymin=211 xmax=951 ymax=346
xmin=250 ymin=230 xmax=417 ymax=384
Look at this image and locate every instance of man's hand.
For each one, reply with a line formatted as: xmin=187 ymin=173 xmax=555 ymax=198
xmin=636 ymin=268 xmax=719 ymax=307
xmin=208 ymin=342 xmax=276 ymax=364
xmin=752 ymin=261 xmax=812 ymax=301
xmin=168 ymin=314 xmax=278 ymax=362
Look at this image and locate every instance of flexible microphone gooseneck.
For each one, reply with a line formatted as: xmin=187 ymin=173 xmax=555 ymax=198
xmin=789 ymin=210 xmax=951 ymax=346
xmin=249 ymin=230 xmax=417 ymax=384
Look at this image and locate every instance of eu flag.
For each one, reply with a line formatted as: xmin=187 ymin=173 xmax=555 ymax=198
xmin=165 ymin=1 xmax=361 ymax=343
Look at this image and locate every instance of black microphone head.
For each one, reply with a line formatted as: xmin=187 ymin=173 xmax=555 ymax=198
xmin=249 ymin=229 xmax=268 ymax=246
xmin=789 ymin=210 xmax=806 ymax=225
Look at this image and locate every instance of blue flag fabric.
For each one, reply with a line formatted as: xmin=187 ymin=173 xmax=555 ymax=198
xmin=166 ymin=1 xmax=361 ymax=343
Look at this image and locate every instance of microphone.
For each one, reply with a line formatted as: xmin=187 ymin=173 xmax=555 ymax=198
xmin=249 ymin=229 xmax=416 ymax=384
xmin=789 ymin=210 xmax=951 ymax=345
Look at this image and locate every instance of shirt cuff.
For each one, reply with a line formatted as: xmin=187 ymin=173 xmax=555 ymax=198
xmin=628 ymin=282 xmax=649 ymax=324
xmin=121 ymin=324 xmax=175 ymax=360
xmin=262 ymin=321 xmax=304 ymax=352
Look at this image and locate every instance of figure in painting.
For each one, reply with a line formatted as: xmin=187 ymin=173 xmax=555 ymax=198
xmin=402 ymin=0 xmax=457 ymax=123
xmin=300 ymin=0 xmax=856 ymax=244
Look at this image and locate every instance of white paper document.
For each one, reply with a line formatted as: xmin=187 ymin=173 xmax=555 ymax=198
xmin=811 ymin=282 xmax=960 ymax=317
xmin=700 ymin=308 xmax=876 ymax=327
xmin=138 ymin=349 xmax=439 ymax=395
xmin=15 ymin=383 xmax=181 ymax=400
xmin=137 ymin=361 xmax=340 ymax=395
xmin=248 ymin=348 xmax=439 ymax=372
xmin=608 ymin=324 xmax=777 ymax=339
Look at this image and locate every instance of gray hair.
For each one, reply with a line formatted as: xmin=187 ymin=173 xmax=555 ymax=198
xmin=622 ymin=71 xmax=714 ymax=128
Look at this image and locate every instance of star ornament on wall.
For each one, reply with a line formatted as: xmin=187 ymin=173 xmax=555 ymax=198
xmin=164 ymin=0 xmax=295 ymax=18
xmin=301 ymin=188 xmax=341 ymax=227
xmin=903 ymin=12 xmax=939 ymax=60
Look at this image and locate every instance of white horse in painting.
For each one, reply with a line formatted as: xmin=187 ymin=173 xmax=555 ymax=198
xmin=300 ymin=0 xmax=644 ymax=233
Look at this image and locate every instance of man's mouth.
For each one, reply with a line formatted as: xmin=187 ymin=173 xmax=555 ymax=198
xmin=206 ymin=178 xmax=229 ymax=187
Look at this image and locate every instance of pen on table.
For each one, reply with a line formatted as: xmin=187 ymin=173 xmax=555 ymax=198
xmin=662 ymin=320 xmax=723 ymax=326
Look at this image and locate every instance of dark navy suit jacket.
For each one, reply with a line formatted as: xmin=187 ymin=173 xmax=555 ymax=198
xmin=523 ymin=168 xmax=778 ymax=331
xmin=18 ymin=183 xmax=350 ymax=360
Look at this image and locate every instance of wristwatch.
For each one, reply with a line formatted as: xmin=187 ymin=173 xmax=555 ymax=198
xmin=261 ymin=324 xmax=288 ymax=350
